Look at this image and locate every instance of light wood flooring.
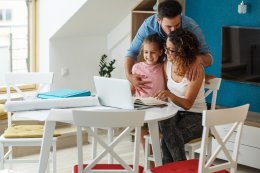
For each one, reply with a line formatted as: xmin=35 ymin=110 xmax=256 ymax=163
xmin=4 ymin=135 xmax=260 ymax=173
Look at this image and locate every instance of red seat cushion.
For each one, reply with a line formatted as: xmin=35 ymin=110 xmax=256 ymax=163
xmin=151 ymin=159 xmax=229 ymax=173
xmin=73 ymin=164 xmax=144 ymax=173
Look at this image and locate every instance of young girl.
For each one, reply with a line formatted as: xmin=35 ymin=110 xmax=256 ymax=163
xmin=131 ymin=33 xmax=166 ymax=168
xmin=131 ymin=33 xmax=166 ymax=97
xmin=154 ymin=29 xmax=207 ymax=163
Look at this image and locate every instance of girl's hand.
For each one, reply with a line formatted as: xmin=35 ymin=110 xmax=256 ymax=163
xmin=153 ymin=90 xmax=172 ymax=101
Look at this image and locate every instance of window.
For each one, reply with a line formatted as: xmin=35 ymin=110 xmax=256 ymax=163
xmin=5 ymin=9 xmax=12 ymax=21
xmin=0 ymin=0 xmax=37 ymax=92
xmin=0 ymin=10 xmax=3 ymax=20
xmin=0 ymin=9 xmax=12 ymax=21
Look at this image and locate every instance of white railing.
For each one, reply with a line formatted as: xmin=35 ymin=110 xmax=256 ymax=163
xmin=0 ymin=26 xmax=29 ymax=74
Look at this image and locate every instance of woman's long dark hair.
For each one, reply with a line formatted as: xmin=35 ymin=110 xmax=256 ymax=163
xmin=167 ymin=29 xmax=200 ymax=76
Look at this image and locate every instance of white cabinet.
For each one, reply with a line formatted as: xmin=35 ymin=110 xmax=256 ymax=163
xmin=212 ymin=124 xmax=260 ymax=169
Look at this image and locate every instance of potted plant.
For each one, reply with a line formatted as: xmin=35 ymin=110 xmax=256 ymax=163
xmin=98 ymin=54 xmax=116 ymax=78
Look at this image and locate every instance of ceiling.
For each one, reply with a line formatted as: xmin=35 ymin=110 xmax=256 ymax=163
xmin=52 ymin=0 xmax=138 ymax=38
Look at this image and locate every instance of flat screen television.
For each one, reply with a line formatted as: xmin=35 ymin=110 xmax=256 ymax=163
xmin=221 ymin=26 xmax=260 ymax=85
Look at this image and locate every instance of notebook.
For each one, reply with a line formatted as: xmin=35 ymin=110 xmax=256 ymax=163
xmin=93 ymin=76 xmax=166 ymax=109
xmin=37 ymin=89 xmax=91 ymax=99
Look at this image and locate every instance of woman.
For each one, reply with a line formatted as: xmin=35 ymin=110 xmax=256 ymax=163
xmin=154 ymin=28 xmax=207 ymax=164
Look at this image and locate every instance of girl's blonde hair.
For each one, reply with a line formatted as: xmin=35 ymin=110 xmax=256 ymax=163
xmin=139 ymin=33 xmax=165 ymax=63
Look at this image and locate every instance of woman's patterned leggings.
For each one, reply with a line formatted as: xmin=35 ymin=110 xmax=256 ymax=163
xmin=159 ymin=110 xmax=203 ymax=164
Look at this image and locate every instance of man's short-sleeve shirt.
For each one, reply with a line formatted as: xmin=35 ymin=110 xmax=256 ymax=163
xmin=126 ymin=14 xmax=211 ymax=60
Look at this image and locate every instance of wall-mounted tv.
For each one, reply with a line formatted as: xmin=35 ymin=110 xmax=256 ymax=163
xmin=221 ymin=26 xmax=260 ymax=85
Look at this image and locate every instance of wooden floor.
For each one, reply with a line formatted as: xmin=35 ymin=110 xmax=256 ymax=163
xmin=4 ymin=135 xmax=260 ymax=173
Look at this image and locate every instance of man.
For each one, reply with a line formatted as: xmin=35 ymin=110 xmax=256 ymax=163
xmin=125 ymin=0 xmax=213 ymax=92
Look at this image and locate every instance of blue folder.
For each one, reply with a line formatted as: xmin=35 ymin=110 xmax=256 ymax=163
xmin=37 ymin=89 xmax=91 ymax=99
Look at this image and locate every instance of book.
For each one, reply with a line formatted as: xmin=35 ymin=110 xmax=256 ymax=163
xmin=134 ymin=97 xmax=167 ymax=106
xmin=37 ymin=89 xmax=91 ymax=99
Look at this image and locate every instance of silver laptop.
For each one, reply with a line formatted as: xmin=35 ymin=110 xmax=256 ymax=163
xmin=94 ymin=76 xmax=152 ymax=109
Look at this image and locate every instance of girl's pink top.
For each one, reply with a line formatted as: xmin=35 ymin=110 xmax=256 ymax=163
xmin=132 ymin=62 xmax=165 ymax=97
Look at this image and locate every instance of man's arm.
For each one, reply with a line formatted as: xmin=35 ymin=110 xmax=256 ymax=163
xmin=187 ymin=53 xmax=213 ymax=81
xmin=125 ymin=57 xmax=136 ymax=80
xmin=198 ymin=53 xmax=212 ymax=67
xmin=125 ymin=16 xmax=156 ymax=89
xmin=183 ymin=16 xmax=213 ymax=80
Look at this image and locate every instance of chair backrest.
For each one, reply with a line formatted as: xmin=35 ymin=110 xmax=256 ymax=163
xmin=4 ymin=72 xmax=53 ymax=127
xmin=199 ymin=104 xmax=249 ymax=173
xmin=72 ymin=109 xmax=145 ymax=173
xmin=204 ymin=78 xmax=222 ymax=110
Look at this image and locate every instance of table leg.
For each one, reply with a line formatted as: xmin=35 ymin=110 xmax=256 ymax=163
xmin=38 ymin=121 xmax=56 ymax=173
xmin=148 ymin=121 xmax=162 ymax=166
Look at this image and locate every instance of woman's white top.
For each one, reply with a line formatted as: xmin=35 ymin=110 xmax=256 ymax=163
xmin=166 ymin=61 xmax=207 ymax=113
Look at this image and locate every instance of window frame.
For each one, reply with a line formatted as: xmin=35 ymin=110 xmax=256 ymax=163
xmin=0 ymin=0 xmax=38 ymax=93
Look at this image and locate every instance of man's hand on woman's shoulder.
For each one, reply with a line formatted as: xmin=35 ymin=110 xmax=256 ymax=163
xmin=186 ymin=56 xmax=204 ymax=81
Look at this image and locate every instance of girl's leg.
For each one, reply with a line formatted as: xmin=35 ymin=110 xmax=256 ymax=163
xmin=141 ymin=124 xmax=155 ymax=168
xmin=141 ymin=126 xmax=149 ymax=150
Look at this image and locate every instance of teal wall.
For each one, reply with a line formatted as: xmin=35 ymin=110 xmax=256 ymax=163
xmin=186 ymin=0 xmax=260 ymax=112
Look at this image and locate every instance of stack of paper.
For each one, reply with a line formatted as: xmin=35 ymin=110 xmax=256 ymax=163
xmin=134 ymin=97 xmax=167 ymax=106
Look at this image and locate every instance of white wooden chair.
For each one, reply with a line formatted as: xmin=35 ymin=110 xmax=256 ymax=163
xmin=144 ymin=78 xmax=222 ymax=170
xmin=184 ymin=77 xmax=222 ymax=159
xmin=71 ymin=109 xmax=145 ymax=173
xmin=91 ymin=127 xmax=114 ymax=164
xmin=149 ymin=104 xmax=249 ymax=173
xmin=0 ymin=72 xmax=57 ymax=172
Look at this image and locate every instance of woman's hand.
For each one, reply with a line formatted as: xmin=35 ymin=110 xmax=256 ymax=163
xmin=153 ymin=90 xmax=173 ymax=101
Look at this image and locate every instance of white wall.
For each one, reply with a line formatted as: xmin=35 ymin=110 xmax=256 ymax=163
xmin=38 ymin=0 xmax=138 ymax=91
xmin=38 ymin=0 xmax=86 ymax=72
xmin=107 ymin=14 xmax=132 ymax=79
xmin=49 ymin=36 xmax=107 ymax=91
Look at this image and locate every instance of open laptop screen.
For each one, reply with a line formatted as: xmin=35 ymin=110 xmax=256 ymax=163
xmin=94 ymin=76 xmax=135 ymax=109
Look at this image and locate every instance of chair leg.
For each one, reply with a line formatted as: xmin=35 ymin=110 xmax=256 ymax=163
xmin=77 ymin=126 xmax=83 ymax=173
xmin=107 ymin=128 xmax=113 ymax=164
xmin=187 ymin=148 xmax=195 ymax=159
xmin=144 ymin=135 xmax=150 ymax=171
xmin=92 ymin=127 xmax=97 ymax=160
xmin=0 ymin=143 xmax=4 ymax=169
xmin=47 ymin=161 xmax=50 ymax=173
xmin=8 ymin=146 xmax=13 ymax=170
xmin=206 ymin=137 xmax=212 ymax=160
xmin=52 ymin=141 xmax=57 ymax=173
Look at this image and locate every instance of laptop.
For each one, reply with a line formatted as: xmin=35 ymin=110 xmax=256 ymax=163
xmin=93 ymin=76 xmax=155 ymax=110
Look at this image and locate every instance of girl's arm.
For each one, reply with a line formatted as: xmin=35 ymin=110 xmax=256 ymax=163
xmin=155 ymin=66 xmax=205 ymax=110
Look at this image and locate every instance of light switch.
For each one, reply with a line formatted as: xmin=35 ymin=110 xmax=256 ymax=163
xmin=61 ymin=67 xmax=69 ymax=77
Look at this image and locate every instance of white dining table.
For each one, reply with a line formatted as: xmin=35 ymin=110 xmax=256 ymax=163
xmin=10 ymin=104 xmax=177 ymax=173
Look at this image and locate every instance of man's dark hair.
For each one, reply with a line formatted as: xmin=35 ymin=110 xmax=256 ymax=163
xmin=158 ymin=0 xmax=182 ymax=19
